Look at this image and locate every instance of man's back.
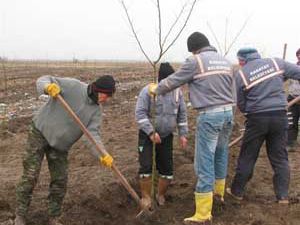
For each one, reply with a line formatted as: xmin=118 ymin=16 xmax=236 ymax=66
xmin=236 ymin=57 xmax=300 ymax=114
xmin=157 ymin=46 xmax=234 ymax=110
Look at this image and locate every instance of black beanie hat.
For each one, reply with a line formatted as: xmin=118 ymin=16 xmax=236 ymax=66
xmin=187 ymin=32 xmax=210 ymax=52
xmin=92 ymin=75 xmax=116 ymax=96
xmin=88 ymin=75 xmax=116 ymax=104
xmin=296 ymin=48 xmax=300 ymax=56
xmin=158 ymin=62 xmax=175 ymax=82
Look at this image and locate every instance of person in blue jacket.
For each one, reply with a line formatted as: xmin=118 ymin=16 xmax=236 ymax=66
xmin=227 ymin=48 xmax=300 ymax=204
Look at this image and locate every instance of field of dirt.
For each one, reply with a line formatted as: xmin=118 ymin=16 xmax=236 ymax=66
xmin=1 ymin=61 xmax=300 ymax=225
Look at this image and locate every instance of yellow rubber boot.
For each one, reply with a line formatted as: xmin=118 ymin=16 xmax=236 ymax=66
xmin=214 ymin=179 xmax=225 ymax=201
xmin=184 ymin=192 xmax=213 ymax=224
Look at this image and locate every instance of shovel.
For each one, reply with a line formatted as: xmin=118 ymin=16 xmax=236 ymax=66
xmin=56 ymin=94 xmax=150 ymax=218
xmin=229 ymin=95 xmax=300 ymax=147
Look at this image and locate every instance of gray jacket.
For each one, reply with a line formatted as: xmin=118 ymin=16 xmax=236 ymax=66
xmin=33 ymin=75 xmax=103 ymax=157
xmin=235 ymin=53 xmax=300 ymax=114
xmin=135 ymin=85 xmax=188 ymax=138
xmin=156 ymin=46 xmax=234 ymax=110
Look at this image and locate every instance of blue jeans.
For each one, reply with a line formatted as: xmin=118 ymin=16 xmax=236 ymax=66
xmin=194 ymin=108 xmax=233 ymax=193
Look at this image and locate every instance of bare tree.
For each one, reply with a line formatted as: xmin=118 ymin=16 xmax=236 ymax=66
xmin=119 ymin=0 xmax=198 ymax=204
xmin=120 ymin=0 xmax=198 ymax=79
xmin=207 ymin=15 xmax=251 ymax=56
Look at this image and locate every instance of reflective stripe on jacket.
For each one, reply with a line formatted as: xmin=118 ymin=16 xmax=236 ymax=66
xmin=235 ymin=57 xmax=300 ymax=114
xmin=157 ymin=46 xmax=235 ymax=110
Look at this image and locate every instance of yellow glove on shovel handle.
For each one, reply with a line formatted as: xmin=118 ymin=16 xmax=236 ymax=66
xmin=45 ymin=83 xmax=61 ymax=98
xmin=100 ymin=154 xmax=114 ymax=168
xmin=148 ymin=83 xmax=158 ymax=97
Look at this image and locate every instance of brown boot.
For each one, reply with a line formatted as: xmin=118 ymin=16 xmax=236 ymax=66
xmin=14 ymin=215 xmax=26 ymax=225
xmin=139 ymin=177 xmax=152 ymax=209
xmin=156 ymin=178 xmax=171 ymax=206
xmin=49 ymin=217 xmax=63 ymax=225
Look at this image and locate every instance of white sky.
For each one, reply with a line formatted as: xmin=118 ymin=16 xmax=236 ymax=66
xmin=0 ymin=0 xmax=299 ymax=64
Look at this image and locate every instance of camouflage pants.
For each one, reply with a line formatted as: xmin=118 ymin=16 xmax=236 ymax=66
xmin=16 ymin=123 xmax=68 ymax=217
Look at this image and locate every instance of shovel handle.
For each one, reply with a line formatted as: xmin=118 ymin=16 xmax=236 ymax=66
xmin=57 ymin=95 xmax=108 ymax=155
xmin=287 ymin=96 xmax=300 ymax=108
xmin=229 ymin=96 xmax=300 ymax=148
xmin=229 ymin=133 xmax=244 ymax=147
xmin=56 ymin=95 xmax=142 ymax=207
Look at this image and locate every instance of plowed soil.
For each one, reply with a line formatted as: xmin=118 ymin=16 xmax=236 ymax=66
xmin=0 ymin=61 xmax=299 ymax=225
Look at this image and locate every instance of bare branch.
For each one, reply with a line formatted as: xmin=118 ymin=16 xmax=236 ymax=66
xmin=224 ymin=17 xmax=229 ymax=54
xmin=207 ymin=21 xmax=223 ymax=55
xmin=161 ymin=1 xmax=188 ymax=48
xmin=119 ymin=0 xmax=154 ymax=66
xmin=120 ymin=0 xmax=198 ymax=76
xmin=159 ymin=0 xmax=198 ymax=61
xmin=224 ymin=15 xmax=251 ymax=56
xmin=156 ymin=0 xmax=163 ymax=57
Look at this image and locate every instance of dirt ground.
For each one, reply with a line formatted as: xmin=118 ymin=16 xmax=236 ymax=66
xmin=1 ymin=61 xmax=300 ymax=225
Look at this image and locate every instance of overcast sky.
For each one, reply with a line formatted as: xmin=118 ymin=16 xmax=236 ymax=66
xmin=0 ymin=0 xmax=299 ymax=63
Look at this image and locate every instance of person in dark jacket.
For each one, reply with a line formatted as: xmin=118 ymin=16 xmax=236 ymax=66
xmin=15 ymin=75 xmax=116 ymax=225
xmin=227 ymin=48 xmax=300 ymax=204
xmin=286 ymin=48 xmax=300 ymax=151
xmin=135 ymin=62 xmax=188 ymax=208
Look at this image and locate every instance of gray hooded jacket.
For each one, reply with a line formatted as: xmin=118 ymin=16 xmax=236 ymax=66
xmin=33 ymin=75 xmax=103 ymax=157
xmin=135 ymin=85 xmax=188 ymax=138
xmin=156 ymin=46 xmax=235 ymax=110
xmin=235 ymin=52 xmax=300 ymax=114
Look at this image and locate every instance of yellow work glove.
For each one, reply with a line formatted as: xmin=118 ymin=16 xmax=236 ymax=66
xmin=45 ymin=83 xmax=61 ymax=98
xmin=99 ymin=154 xmax=114 ymax=168
xmin=148 ymin=83 xmax=158 ymax=97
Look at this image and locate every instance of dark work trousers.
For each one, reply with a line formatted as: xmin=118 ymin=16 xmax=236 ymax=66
xmin=138 ymin=130 xmax=173 ymax=178
xmin=287 ymin=95 xmax=300 ymax=146
xmin=231 ymin=111 xmax=290 ymax=200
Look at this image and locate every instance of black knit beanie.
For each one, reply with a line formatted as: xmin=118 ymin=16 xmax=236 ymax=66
xmin=87 ymin=75 xmax=116 ymax=104
xmin=187 ymin=32 xmax=210 ymax=52
xmin=158 ymin=62 xmax=175 ymax=82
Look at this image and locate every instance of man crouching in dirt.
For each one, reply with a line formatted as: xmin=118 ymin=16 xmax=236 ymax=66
xmin=149 ymin=32 xmax=235 ymax=224
xmin=135 ymin=62 xmax=188 ymax=208
xmin=227 ymin=48 xmax=300 ymax=204
xmin=14 ymin=75 xmax=116 ymax=225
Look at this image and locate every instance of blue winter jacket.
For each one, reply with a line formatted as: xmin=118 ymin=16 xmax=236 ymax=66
xmin=235 ymin=52 xmax=300 ymax=114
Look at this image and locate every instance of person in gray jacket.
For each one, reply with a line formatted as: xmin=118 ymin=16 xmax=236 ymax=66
xmin=149 ymin=32 xmax=234 ymax=224
xmin=227 ymin=48 xmax=300 ymax=204
xmin=135 ymin=62 xmax=188 ymax=208
xmin=287 ymin=48 xmax=300 ymax=151
xmin=14 ymin=75 xmax=116 ymax=225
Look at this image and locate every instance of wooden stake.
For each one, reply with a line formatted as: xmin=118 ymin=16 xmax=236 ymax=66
xmin=283 ymin=43 xmax=287 ymax=60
